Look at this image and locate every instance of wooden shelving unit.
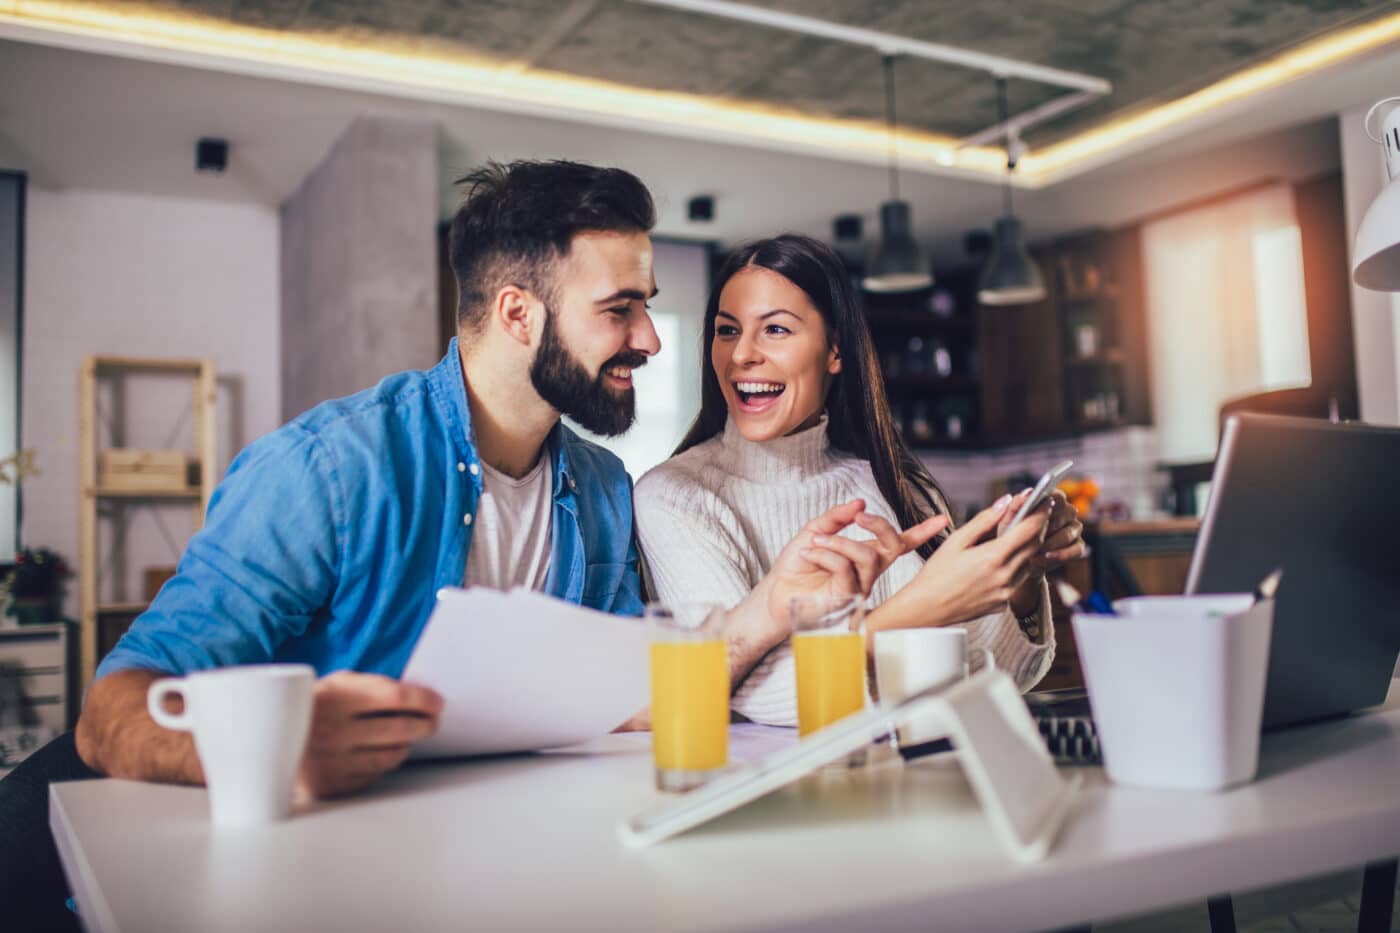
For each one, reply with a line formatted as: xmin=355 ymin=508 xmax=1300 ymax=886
xmin=77 ymin=355 xmax=215 ymax=688
xmin=867 ymin=267 xmax=986 ymax=450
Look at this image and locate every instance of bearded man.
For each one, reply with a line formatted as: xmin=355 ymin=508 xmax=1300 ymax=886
xmin=68 ymin=160 xmax=661 ymax=797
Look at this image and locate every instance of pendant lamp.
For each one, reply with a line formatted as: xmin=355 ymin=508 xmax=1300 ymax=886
xmin=978 ymin=77 xmax=1047 ymax=306
xmin=863 ymin=54 xmax=933 ymax=293
xmin=1353 ymin=97 xmax=1400 ymax=293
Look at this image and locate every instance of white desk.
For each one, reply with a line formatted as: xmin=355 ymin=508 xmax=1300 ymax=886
xmin=52 ymin=686 xmax=1400 ymax=933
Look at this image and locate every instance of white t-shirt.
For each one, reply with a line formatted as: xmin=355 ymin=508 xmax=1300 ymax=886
xmin=463 ymin=456 xmax=553 ymax=592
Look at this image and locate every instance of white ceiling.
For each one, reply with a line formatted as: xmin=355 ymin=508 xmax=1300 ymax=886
xmin=2 ymin=33 xmax=1397 ymax=264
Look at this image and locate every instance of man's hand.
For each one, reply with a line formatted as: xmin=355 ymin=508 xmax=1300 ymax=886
xmin=297 ymin=672 xmax=444 ymax=799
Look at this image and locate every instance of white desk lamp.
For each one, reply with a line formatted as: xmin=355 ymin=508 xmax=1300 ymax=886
xmin=1353 ymin=97 xmax=1400 ymax=292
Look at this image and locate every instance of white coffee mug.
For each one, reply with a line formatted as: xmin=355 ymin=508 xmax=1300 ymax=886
xmin=147 ymin=664 xmax=315 ymax=827
xmin=874 ymin=628 xmax=993 ymax=747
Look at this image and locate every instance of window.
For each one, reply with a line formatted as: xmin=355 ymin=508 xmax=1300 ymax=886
xmin=1143 ymin=184 xmax=1311 ymax=462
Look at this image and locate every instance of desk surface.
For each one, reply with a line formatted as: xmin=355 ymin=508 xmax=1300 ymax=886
xmin=52 ymin=685 xmax=1400 ymax=933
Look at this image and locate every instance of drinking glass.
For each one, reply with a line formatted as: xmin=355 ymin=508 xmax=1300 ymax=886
xmin=647 ymin=602 xmax=729 ymax=792
xmin=790 ymin=595 xmax=867 ymax=737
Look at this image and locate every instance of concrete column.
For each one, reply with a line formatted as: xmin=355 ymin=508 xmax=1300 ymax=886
xmin=1339 ymin=106 xmax=1400 ymax=425
xmin=280 ymin=116 xmax=438 ymax=421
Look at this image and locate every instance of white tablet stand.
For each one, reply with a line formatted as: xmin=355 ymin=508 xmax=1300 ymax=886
xmin=621 ymin=667 xmax=1080 ymax=863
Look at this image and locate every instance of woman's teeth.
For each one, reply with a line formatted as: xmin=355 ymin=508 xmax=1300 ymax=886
xmin=735 ymin=381 xmax=785 ymax=403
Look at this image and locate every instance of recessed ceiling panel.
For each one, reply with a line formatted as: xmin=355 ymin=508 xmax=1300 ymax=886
xmin=37 ymin=0 xmax=1400 ymax=149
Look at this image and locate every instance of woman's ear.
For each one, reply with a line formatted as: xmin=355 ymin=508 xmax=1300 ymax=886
xmin=827 ymin=342 xmax=843 ymax=376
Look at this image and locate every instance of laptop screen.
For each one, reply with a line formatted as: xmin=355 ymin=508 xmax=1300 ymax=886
xmin=1185 ymin=413 xmax=1400 ymax=729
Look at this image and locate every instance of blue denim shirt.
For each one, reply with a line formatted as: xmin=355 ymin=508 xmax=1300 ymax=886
xmin=96 ymin=339 xmax=644 ymax=681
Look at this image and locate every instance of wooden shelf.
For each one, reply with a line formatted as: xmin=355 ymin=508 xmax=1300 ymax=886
xmin=907 ymin=436 xmax=985 ymax=452
xmin=885 ymin=374 xmax=979 ymax=394
xmin=867 ymin=309 xmax=976 ymax=334
xmin=92 ymin=355 xmax=208 ymax=375
xmin=97 ymin=602 xmax=148 ymax=615
xmin=79 ymin=355 xmax=216 ymax=688
xmin=93 ymin=486 xmax=202 ymax=500
xmin=1064 ymin=350 xmax=1126 ymax=369
xmin=1096 ymin=518 xmax=1202 ymax=537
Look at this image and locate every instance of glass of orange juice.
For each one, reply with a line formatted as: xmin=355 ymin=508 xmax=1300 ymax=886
xmin=791 ymin=595 xmax=867 ymax=737
xmin=647 ymin=602 xmax=729 ymax=792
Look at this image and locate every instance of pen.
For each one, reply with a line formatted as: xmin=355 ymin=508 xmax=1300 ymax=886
xmin=1054 ymin=578 xmax=1116 ymax=615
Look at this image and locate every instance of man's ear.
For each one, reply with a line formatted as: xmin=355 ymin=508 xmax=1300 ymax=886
xmin=827 ymin=342 xmax=843 ymax=376
xmin=494 ymin=284 xmax=540 ymax=347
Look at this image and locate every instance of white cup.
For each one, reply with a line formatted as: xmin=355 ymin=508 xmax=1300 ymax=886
xmin=874 ymin=628 xmax=993 ymax=747
xmin=147 ymin=664 xmax=315 ymax=827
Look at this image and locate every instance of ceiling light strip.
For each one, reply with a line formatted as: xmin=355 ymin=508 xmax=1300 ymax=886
xmin=623 ymin=0 xmax=1111 ymax=94
xmin=1023 ymin=8 xmax=1400 ymax=178
xmin=0 ymin=0 xmax=1011 ymax=176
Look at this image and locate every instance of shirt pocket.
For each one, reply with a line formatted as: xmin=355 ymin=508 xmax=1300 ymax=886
xmin=582 ymin=561 xmax=628 ymax=608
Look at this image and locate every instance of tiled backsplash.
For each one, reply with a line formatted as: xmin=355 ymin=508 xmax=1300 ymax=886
xmin=918 ymin=427 xmax=1169 ymax=523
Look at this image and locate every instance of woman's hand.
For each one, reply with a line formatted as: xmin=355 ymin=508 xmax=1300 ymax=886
xmin=869 ymin=493 xmax=1050 ymax=632
xmin=809 ymin=509 xmax=949 ymax=595
xmin=1028 ymin=489 xmax=1086 ymax=572
xmin=720 ymin=500 xmax=890 ymax=686
xmin=761 ymin=500 xmax=879 ymax=632
xmin=1003 ymin=490 xmax=1086 ymax=617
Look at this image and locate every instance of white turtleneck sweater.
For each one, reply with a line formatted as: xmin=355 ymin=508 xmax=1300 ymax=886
xmin=634 ymin=417 xmax=1054 ymax=727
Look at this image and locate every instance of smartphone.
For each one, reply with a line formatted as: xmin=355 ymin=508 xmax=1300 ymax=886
xmin=1006 ymin=460 xmax=1074 ymax=530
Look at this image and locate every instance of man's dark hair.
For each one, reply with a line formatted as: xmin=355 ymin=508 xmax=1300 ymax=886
xmin=449 ymin=160 xmax=656 ymax=331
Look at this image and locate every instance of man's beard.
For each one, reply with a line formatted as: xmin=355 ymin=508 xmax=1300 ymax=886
xmin=530 ymin=308 xmax=645 ymax=438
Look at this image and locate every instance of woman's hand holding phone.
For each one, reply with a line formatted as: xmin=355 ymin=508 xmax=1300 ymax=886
xmin=868 ymin=492 xmax=1051 ymax=631
xmin=1002 ymin=488 xmax=1088 ymax=619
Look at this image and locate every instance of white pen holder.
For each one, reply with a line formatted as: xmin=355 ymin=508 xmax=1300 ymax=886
xmin=1073 ymin=594 xmax=1275 ymax=791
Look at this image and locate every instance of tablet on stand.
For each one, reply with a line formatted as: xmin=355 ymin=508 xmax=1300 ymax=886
xmin=620 ymin=667 xmax=1080 ymax=863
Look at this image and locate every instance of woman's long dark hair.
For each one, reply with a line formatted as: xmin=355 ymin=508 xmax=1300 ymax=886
xmin=675 ymin=234 xmax=948 ymax=558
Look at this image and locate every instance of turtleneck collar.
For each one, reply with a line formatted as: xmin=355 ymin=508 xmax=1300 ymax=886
xmin=719 ymin=414 xmax=835 ymax=482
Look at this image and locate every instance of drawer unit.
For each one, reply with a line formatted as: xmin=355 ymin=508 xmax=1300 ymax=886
xmin=0 ymin=624 xmax=74 ymax=732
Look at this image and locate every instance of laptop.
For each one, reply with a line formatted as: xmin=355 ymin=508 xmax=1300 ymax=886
xmin=1186 ymin=412 xmax=1400 ymax=729
xmin=1024 ymin=413 xmax=1400 ymax=760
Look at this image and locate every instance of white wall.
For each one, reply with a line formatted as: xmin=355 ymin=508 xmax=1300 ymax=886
xmin=1339 ymin=106 xmax=1400 ymax=425
xmin=22 ymin=188 xmax=281 ymax=616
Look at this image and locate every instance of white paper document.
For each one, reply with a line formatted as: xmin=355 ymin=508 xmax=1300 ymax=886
xmin=403 ymin=587 xmax=652 ymax=758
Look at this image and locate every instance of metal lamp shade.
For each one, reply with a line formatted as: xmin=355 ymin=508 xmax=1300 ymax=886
xmin=863 ymin=200 xmax=933 ymax=293
xmin=1353 ymin=177 xmax=1400 ymax=292
xmin=978 ymin=215 xmax=1047 ymax=306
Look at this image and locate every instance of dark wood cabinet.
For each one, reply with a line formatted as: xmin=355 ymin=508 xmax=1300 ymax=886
xmin=865 ymin=226 xmax=1150 ymax=451
xmin=977 ymin=268 xmax=1067 ymax=444
xmin=1049 ymin=229 xmax=1152 ymax=433
xmin=866 ymin=268 xmax=986 ymax=450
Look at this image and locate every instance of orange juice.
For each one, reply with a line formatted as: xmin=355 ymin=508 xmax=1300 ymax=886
xmin=650 ymin=640 xmax=729 ymax=774
xmin=793 ymin=631 xmax=866 ymax=736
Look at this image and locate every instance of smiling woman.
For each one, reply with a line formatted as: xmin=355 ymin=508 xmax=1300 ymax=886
xmin=634 ymin=235 xmax=1080 ymax=728
xmin=713 ymin=266 xmax=842 ymax=442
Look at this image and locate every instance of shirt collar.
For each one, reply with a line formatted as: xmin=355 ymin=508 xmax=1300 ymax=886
xmin=546 ymin=421 xmax=577 ymax=501
xmin=432 ymin=338 xmax=577 ymax=500
xmin=428 ymin=337 xmax=475 ymax=459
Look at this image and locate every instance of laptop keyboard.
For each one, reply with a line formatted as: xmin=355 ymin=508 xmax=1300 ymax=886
xmin=1025 ymin=689 xmax=1103 ymax=765
xmin=1036 ymin=714 xmax=1102 ymax=765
